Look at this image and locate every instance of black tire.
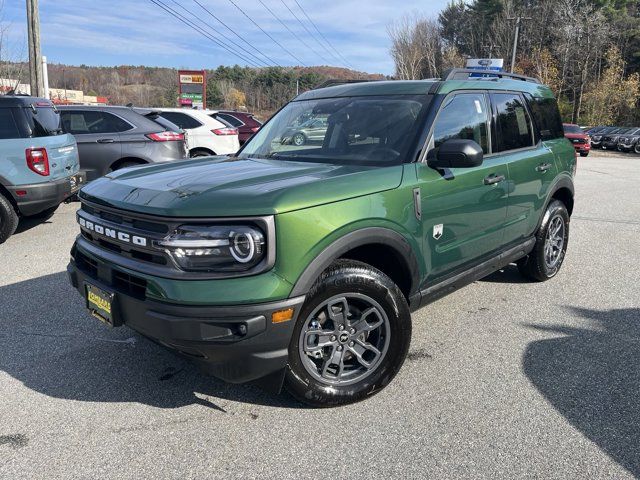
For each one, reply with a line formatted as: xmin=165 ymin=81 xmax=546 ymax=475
xmin=190 ymin=149 xmax=215 ymax=158
xmin=292 ymin=133 xmax=306 ymax=146
xmin=580 ymin=152 xmax=589 ymax=157
xmin=0 ymin=193 xmax=19 ymax=244
xmin=518 ymin=200 xmax=570 ymax=282
xmin=635 ymin=144 xmax=640 ymax=155
xmin=285 ymin=259 xmax=411 ymax=407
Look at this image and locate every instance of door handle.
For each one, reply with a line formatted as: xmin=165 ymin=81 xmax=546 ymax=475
xmin=97 ymin=138 xmax=115 ymax=144
xmin=536 ymin=162 xmax=552 ymax=173
xmin=484 ymin=174 xmax=505 ymax=185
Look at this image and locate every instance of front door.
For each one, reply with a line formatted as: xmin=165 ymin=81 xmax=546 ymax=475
xmin=417 ymin=92 xmax=509 ymax=282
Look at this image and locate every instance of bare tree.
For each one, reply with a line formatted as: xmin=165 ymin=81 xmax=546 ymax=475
xmin=388 ymin=14 xmax=442 ymax=79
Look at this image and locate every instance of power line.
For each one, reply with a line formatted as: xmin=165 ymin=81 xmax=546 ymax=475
xmin=292 ymin=0 xmax=354 ymax=69
xmin=191 ymin=0 xmax=280 ymax=68
xmin=149 ymin=0 xmax=263 ymax=67
xmin=169 ymin=0 xmax=272 ymax=67
xmin=257 ymin=0 xmax=332 ymax=66
xmin=278 ymin=0 xmax=341 ymax=67
xmin=225 ymin=0 xmax=307 ymax=66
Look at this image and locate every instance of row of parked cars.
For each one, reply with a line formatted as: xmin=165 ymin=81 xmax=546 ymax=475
xmin=563 ymin=123 xmax=640 ymax=156
xmin=0 ymin=94 xmax=262 ymax=243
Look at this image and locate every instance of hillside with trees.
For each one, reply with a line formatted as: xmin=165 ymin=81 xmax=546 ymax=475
xmin=2 ymin=62 xmax=383 ymax=118
xmin=389 ymin=0 xmax=640 ymax=125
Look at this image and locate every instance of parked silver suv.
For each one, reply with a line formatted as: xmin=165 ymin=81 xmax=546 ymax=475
xmin=59 ymin=105 xmax=187 ymax=182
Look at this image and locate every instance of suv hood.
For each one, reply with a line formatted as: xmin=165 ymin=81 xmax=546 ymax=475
xmin=79 ymin=156 xmax=403 ymax=217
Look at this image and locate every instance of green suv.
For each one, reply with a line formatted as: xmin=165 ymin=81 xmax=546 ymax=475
xmin=67 ymin=69 xmax=576 ymax=407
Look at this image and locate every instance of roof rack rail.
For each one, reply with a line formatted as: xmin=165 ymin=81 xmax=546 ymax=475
xmin=313 ymin=79 xmax=381 ymax=90
xmin=443 ymin=68 xmax=541 ymax=84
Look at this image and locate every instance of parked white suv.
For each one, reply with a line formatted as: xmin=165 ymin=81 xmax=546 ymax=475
xmin=157 ymin=108 xmax=240 ymax=157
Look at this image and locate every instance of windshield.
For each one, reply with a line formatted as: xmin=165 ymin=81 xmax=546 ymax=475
xmin=563 ymin=125 xmax=583 ymax=134
xmin=238 ymin=95 xmax=431 ymax=166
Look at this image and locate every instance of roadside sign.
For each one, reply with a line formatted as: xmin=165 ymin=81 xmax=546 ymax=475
xmin=178 ymin=70 xmax=206 ymax=109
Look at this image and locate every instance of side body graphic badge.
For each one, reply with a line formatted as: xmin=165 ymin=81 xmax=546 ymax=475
xmin=433 ymin=224 xmax=443 ymax=240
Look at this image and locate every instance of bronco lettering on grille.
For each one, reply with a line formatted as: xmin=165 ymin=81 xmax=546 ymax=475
xmin=78 ymin=216 xmax=148 ymax=247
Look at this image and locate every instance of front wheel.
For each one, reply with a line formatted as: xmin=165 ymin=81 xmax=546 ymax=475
xmin=635 ymin=144 xmax=640 ymax=154
xmin=285 ymin=260 xmax=411 ymax=407
xmin=518 ymin=200 xmax=570 ymax=281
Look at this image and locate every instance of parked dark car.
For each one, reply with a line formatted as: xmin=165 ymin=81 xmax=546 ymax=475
xmin=616 ymin=128 xmax=640 ymax=153
xmin=59 ymin=105 xmax=187 ymax=182
xmin=590 ymin=126 xmax=619 ymax=149
xmin=210 ymin=110 xmax=262 ymax=145
xmin=601 ymin=127 xmax=640 ymax=150
xmin=563 ymin=123 xmax=590 ymax=157
xmin=280 ymin=116 xmax=329 ymax=146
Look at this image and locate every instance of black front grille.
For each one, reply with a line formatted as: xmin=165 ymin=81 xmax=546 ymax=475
xmin=75 ymin=249 xmax=148 ymax=300
xmin=78 ymin=201 xmax=172 ymax=267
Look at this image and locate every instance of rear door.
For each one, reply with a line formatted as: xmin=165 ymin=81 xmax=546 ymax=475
xmin=490 ymin=92 xmax=557 ymax=245
xmin=418 ymin=91 xmax=509 ymax=280
xmin=60 ymin=109 xmax=125 ymax=181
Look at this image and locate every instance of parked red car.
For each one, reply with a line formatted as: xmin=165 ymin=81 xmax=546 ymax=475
xmin=210 ymin=111 xmax=262 ymax=145
xmin=563 ymin=123 xmax=590 ymax=157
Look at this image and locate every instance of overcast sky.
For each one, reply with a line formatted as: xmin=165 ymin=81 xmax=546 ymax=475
xmin=3 ymin=0 xmax=449 ymax=74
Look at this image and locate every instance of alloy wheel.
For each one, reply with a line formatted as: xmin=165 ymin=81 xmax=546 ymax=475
xmin=544 ymin=215 xmax=565 ymax=269
xmin=298 ymin=293 xmax=391 ymax=386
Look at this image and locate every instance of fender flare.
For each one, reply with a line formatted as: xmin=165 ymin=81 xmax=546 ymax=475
xmin=289 ymin=227 xmax=421 ymax=298
xmin=535 ymin=175 xmax=575 ymax=232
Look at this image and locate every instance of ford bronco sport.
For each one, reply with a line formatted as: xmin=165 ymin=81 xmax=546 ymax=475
xmin=68 ymin=69 xmax=575 ymax=407
xmin=0 ymin=96 xmax=83 ymax=244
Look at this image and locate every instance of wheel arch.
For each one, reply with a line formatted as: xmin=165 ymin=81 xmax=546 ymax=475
xmin=110 ymin=157 xmax=147 ymax=171
xmin=548 ymin=175 xmax=575 ymax=216
xmin=289 ymin=227 xmax=421 ymax=305
xmin=189 ymin=147 xmax=216 ymax=157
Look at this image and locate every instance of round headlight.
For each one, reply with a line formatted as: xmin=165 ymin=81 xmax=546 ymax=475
xmin=230 ymin=230 xmax=256 ymax=263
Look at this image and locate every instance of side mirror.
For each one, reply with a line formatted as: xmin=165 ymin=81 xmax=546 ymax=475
xmin=428 ymin=139 xmax=484 ymax=169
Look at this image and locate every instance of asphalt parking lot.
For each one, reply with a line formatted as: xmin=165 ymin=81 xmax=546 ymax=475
xmin=1 ymin=150 xmax=639 ymax=479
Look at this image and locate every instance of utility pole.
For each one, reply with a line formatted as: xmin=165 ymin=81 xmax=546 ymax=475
xmin=508 ymin=16 xmax=531 ymax=73
xmin=26 ymin=0 xmax=44 ymax=97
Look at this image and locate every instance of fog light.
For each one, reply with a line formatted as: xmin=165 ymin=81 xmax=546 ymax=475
xmin=272 ymin=308 xmax=294 ymax=324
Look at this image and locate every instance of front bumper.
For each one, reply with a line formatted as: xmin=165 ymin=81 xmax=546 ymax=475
xmin=8 ymin=172 xmax=85 ymax=216
xmin=67 ymin=244 xmax=305 ymax=385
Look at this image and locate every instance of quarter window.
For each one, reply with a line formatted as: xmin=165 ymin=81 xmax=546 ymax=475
xmin=0 ymin=109 xmax=20 ymax=139
xmin=525 ymin=94 xmax=564 ymax=141
xmin=492 ymin=93 xmax=534 ymax=152
xmin=432 ymin=93 xmax=489 ymax=154
xmin=216 ymin=113 xmax=243 ymax=127
xmin=61 ymin=111 xmax=132 ymax=134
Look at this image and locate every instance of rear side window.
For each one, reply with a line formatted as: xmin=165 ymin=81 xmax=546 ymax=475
xmin=492 ymin=93 xmax=534 ymax=152
xmin=61 ymin=111 xmax=132 ymax=134
xmin=216 ymin=113 xmax=243 ymax=127
xmin=432 ymin=93 xmax=490 ymax=153
xmin=0 ymin=109 xmax=21 ymax=139
xmin=525 ymin=94 xmax=564 ymax=141
xmin=160 ymin=112 xmax=202 ymax=130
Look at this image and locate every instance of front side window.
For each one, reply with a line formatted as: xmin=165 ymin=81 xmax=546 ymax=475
xmin=0 ymin=109 xmax=21 ymax=139
xmin=61 ymin=111 xmax=132 ymax=134
xmin=431 ymin=93 xmax=489 ymax=154
xmin=239 ymin=95 xmax=430 ymax=166
xmin=492 ymin=93 xmax=535 ymax=152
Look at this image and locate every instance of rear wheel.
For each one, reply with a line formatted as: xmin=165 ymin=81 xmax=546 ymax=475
xmin=111 ymin=160 xmax=144 ymax=171
xmin=0 ymin=193 xmax=19 ymax=244
xmin=518 ymin=200 xmax=569 ymax=281
xmin=635 ymin=143 xmax=640 ymax=154
xmin=285 ymin=260 xmax=411 ymax=407
xmin=190 ymin=149 xmax=215 ymax=158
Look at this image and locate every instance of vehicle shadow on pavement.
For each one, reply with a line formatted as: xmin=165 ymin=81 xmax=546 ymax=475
xmin=523 ymin=306 xmax=640 ymax=477
xmin=0 ymin=272 xmax=304 ymax=411
xmin=479 ymin=264 xmax=532 ymax=284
